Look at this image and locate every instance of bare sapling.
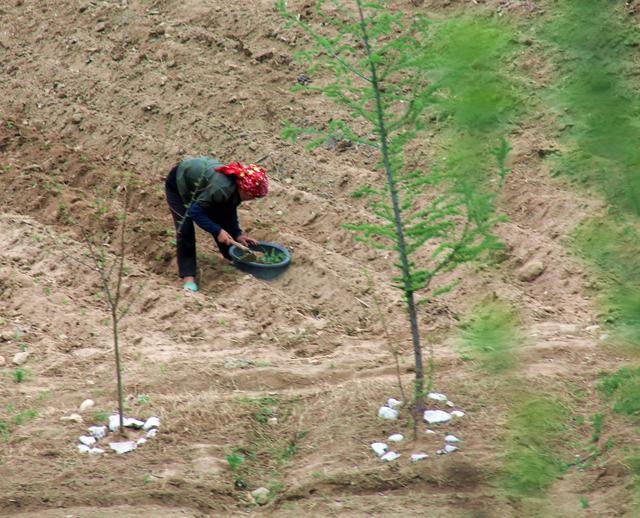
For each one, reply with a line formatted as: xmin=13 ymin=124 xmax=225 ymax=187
xmin=78 ymin=178 xmax=141 ymax=434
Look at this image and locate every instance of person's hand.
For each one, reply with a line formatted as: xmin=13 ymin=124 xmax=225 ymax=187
xmin=237 ymin=234 xmax=259 ymax=247
xmin=217 ymin=229 xmax=234 ymax=245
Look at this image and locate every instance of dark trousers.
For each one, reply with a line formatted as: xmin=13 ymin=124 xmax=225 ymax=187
xmin=165 ymin=166 xmax=233 ymax=278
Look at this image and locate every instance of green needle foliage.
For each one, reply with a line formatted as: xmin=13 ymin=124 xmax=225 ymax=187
xmin=544 ymin=0 xmax=640 ymax=215
xmin=425 ymin=17 xmax=518 ymax=135
xmin=279 ymin=0 xmax=511 ymax=418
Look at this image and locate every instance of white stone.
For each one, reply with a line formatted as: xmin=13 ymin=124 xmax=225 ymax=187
xmin=388 ymin=434 xmax=403 ymax=443
xmin=381 ymin=451 xmax=401 ymax=462
xmin=387 ymin=398 xmax=403 ymax=409
xmin=79 ymin=399 xmax=95 ymax=412
xmin=436 ymin=445 xmax=460 ymax=455
xmin=444 ymin=434 xmax=460 ymax=443
xmin=371 ymin=442 xmax=388 ymax=457
xmin=251 ymin=487 xmax=270 ymax=505
xmin=109 ymin=414 xmax=123 ymax=432
xmin=89 ymin=448 xmax=105 ymax=454
xmin=143 ymin=416 xmax=160 ymax=431
xmin=427 ymin=392 xmax=447 ymax=402
xmin=12 ymin=351 xmax=29 ymax=365
xmin=79 ymin=435 xmax=96 ymax=447
xmin=125 ymin=417 xmax=145 ymax=429
xmin=137 ymin=437 xmax=147 ymax=446
xmin=109 ymin=441 xmax=137 ymax=454
xmin=88 ymin=426 xmax=107 ymax=439
xmin=77 ymin=444 xmax=91 ymax=453
xmin=146 ymin=428 xmax=158 ymax=438
xmin=446 ymin=400 xmax=455 ymax=407
xmin=378 ymin=406 xmax=399 ymax=420
xmin=451 ymin=410 xmax=465 ymax=418
xmin=61 ymin=413 xmax=83 ymax=423
xmin=411 ymin=453 xmax=429 ymax=462
xmin=425 ymin=429 xmax=436 ymax=434
xmin=423 ymin=410 xmax=452 ymax=424
xmin=109 ymin=414 xmax=144 ymax=431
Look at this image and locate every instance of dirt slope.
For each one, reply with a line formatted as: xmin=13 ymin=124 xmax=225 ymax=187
xmin=0 ymin=1 xmax=633 ymax=517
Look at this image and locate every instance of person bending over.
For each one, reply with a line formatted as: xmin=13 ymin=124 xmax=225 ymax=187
xmin=165 ymin=157 xmax=268 ymax=292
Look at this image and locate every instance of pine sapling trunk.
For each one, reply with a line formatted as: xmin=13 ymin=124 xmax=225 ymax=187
xmin=356 ymin=0 xmax=425 ymax=431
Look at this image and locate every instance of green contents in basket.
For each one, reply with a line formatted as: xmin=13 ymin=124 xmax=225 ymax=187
xmin=242 ymin=248 xmax=287 ymax=264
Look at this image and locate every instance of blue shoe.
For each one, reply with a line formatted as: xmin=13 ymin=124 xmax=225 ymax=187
xmin=183 ymin=281 xmax=198 ymax=292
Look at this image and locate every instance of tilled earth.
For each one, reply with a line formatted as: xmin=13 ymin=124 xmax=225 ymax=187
xmin=0 ymin=1 xmax=634 ymax=517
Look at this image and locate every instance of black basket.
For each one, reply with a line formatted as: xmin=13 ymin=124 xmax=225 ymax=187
xmin=229 ymin=241 xmax=291 ymax=280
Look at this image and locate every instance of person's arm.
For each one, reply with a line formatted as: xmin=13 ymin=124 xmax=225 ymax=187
xmin=188 ymin=202 xmax=221 ymax=236
xmin=228 ymin=207 xmax=242 ymax=239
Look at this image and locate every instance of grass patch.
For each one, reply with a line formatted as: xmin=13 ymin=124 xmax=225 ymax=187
xmin=598 ymin=367 xmax=640 ymax=417
xmin=459 ymin=297 xmax=523 ymax=372
xmin=572 ymin=218 xmax=640 ymax=345
xmin=0 ymin=407 xmax=39 ymax=440
xmin=623 ymin=452 xmax=640 ymax=511
xmin=13 ymin=368 xmax=26 ymax=383
xmin=226 ymin=396 xmax=308 ymax=500
xmin=501 ymin=396 xmax=568 ymax=496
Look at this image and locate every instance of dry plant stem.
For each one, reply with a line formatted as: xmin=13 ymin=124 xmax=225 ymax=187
xmin=369 ymin=283 xmax=407 ymax=403
xmin=112 ymin=191 xmax=129 ymax=432
xmin=356 ymin=0 xmax=425 ymax=438
xmin=80 ymin=189 xmax=130 ymax=433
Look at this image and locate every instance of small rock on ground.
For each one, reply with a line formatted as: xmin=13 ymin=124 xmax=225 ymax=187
xmin=371 ymin=442 xmax=388 ymax=456
xmin=378 ymin=406 xmax=399 ymax=420
xmin=517 ymin=259 xmax=545 ymax=282
xmin=79 ymin=399 xmax=94 ymax=412
xmin=423 ymin=410 xmax=452 ymax=424
xmin=251 ymin=487 xmax=270 ymax=505
xmin=12 ymin=351 xmax=29 ymax=365
xmin=381 ymin=451 xmax=401 ymax=461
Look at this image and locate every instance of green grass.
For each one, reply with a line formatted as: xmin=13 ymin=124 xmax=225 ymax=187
xmin=572 ymin=218 xmax=640 ymax=345
xmin=459 ymin=298 xmax=522 ymax=372
xmin=501 ymin=396 xmax=568 ymax=496
xmin=13 ymin=368 xmax=26 ymax=383
xmin=598 ymin=367 xmax=640 ymax=417
xmin=226 ymin=396 xmax=307 ymax=498
xmin=12 ymin=409 xmax=38 ymax=426
xmin=589 ymin=413 xmax=604 ymax=442
xmin=93 ymin=411 xmax=109 ymax=422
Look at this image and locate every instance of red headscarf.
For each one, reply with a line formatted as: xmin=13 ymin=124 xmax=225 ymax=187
xmin=215 ymin=162 xmax=269 ymax=198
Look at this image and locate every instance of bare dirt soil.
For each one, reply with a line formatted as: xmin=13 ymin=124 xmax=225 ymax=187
xmin=0 ymin=1 xmax=634 ymax=517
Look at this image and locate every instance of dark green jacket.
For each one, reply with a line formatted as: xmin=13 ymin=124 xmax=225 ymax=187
xmin=176 ymin=157 xmax=242 ymax=238
xmin=176 ymin=157 xmax=240 ymax=209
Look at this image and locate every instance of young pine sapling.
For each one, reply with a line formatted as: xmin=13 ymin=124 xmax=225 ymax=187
xmin=280 ymin=0 xmax=510 ymax=429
